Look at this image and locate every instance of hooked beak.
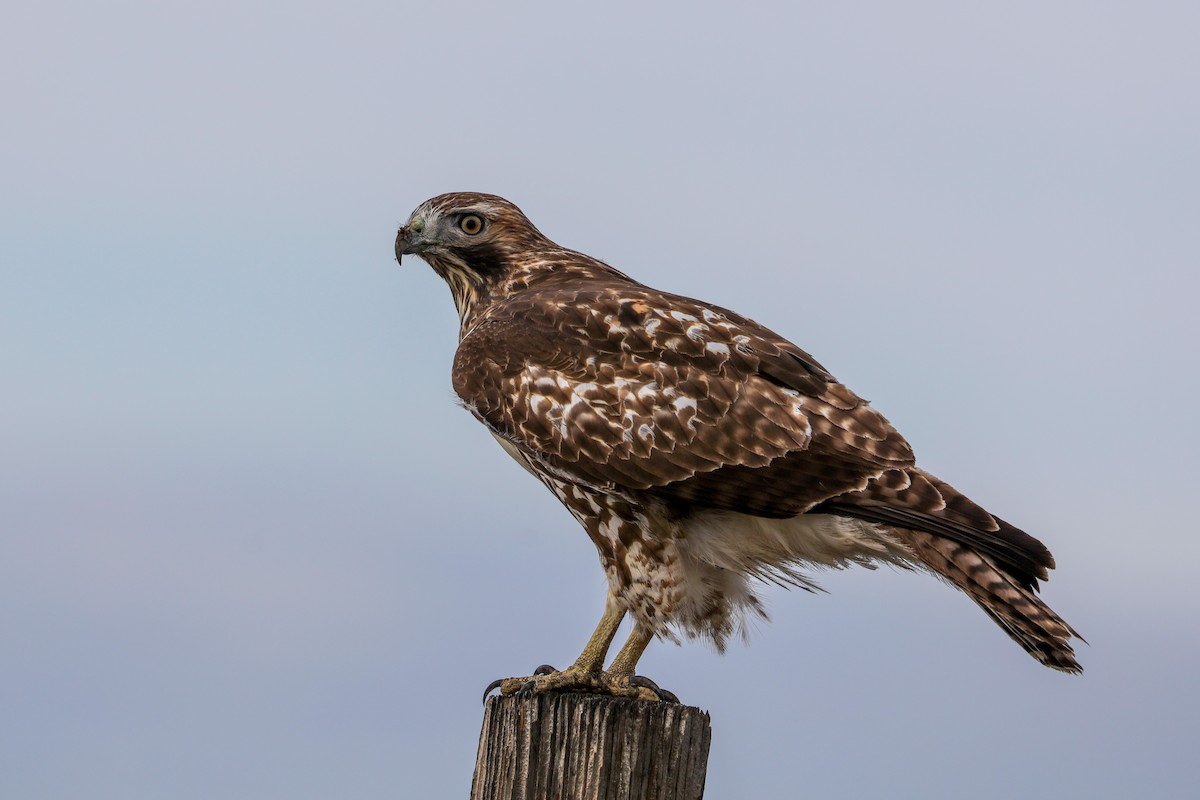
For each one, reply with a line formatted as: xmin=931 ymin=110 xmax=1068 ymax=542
xmin=394 ymin=225 xmax=416 ymax=265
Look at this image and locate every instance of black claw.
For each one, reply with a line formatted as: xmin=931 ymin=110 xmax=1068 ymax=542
xmin=630 ymin=675 xmax=679 ymax=703
xmin=533 ymin=664 xmax=558 ymax=676
xmin=628 ymin=675 xmax=660 ymax=692
xmin=482 ymin=678 xmax=504 ymax=704
xmin=516 ymin=679 xmax=538 ymax=697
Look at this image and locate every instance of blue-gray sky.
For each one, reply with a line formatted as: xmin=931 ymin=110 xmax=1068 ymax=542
xmin=3 ymin=2 xmax=1198 ymax=797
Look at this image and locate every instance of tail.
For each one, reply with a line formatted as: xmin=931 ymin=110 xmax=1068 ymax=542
xmin=895 ymin=529 xmax=1082 ymax=672
xmin=814 ymin=467 xmax=1083 ymax=673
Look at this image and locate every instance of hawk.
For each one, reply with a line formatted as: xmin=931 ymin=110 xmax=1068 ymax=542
xmin=395 ymin=192 xmax=1082 ymax=701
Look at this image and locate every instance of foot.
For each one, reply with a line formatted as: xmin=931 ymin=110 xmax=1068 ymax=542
xmin=482 ymin=664 xmax=678 ymax=704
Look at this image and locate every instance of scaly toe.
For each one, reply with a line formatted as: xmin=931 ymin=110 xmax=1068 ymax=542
xmin=482 ymin=668 xmax=677 ymax=703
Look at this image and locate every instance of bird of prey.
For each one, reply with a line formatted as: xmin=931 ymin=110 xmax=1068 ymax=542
xmin=395 ymin=192 xmax=1082 ymax=701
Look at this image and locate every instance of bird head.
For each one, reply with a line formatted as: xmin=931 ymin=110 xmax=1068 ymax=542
xmin=395 ymin=192 xmax=627 ymax=330
xmin=395 ymin=192 xmax=548 ymax=281
xmin=396 ymin=192 xmax=557 ymax=328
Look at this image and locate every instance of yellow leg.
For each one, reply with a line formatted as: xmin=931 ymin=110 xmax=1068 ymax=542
xmin=569 ymin=600 xmax=626 ymax=673
xmin=485 ymin=603 xmax=676 ymax=703
xmin=607 ymin=622 xmax=654 ymax=677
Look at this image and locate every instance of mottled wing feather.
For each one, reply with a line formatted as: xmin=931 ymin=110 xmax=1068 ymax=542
xmin=453 ymin=285 xmax=913 ymax=513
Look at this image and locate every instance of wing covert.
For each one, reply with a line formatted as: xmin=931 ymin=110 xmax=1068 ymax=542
xmin=452 ymin=285 xmax=913 ymax=513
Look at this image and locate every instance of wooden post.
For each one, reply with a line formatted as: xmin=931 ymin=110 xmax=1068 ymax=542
xmin=471 ymin=692 xmax=712 ymax=800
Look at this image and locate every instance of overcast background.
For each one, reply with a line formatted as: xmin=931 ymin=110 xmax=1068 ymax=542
xmin=3 ymin=2 xmax=1198 ymax=798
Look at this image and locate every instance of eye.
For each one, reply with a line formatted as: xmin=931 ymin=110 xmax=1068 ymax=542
xmin=459 ymin=214 xmax=484 ymax=235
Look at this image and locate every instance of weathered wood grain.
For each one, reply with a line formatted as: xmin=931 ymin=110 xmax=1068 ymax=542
xmin=471 ymin=692 xmax=711 ymax=800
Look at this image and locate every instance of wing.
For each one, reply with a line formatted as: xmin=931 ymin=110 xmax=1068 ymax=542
xmin=452 ymin=284 xmax=914 ymax=515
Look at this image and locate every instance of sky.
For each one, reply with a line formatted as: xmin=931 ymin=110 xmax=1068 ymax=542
xmin=2 ymin=1 xmax=1198 ymax=797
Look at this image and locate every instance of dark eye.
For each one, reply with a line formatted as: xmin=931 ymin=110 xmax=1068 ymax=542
xmin=459 ymin=214 xmax=484 ymax=235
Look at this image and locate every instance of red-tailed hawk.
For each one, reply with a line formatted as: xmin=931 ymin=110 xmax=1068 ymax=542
xmin=395 ymin=192 xmax=1082 ymax=701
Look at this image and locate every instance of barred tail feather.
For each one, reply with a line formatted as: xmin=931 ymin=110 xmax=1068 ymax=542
xmin=896 ymin=529 xmax=1083 ymax=673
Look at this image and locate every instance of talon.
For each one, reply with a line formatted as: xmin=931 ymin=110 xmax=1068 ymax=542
xmin=533 ymin=664 xmax=558 ymax=676
xmin=482 ymin=678 xmax=504 ymax=704
xmin=629 ymin=675 xmax=660 ymax=694
xmin=630 ymin=675 xmax=679 ymax=703
xmin=517 ymin=680 xmax=537 ymax=696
